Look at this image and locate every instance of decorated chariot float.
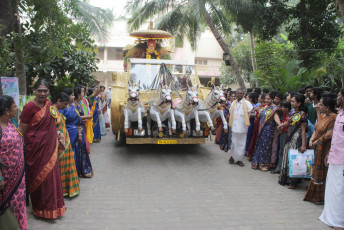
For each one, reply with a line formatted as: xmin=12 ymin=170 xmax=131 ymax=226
xmin=111 ymin=25 xmax=228 ymax=144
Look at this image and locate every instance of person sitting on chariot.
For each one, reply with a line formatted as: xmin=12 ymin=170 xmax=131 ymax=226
xmin=142 ymin=39 xmax=160 ymax=59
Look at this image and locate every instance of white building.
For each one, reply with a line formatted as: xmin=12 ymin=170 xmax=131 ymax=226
xmin=94 ymin=21 xmax=223 ymax=88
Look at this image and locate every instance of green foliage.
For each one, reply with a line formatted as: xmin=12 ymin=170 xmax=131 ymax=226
xmin=253 ymin=37 xmax=343 ymax=93
xmin=0 ymin=34 xmax=14 ymax=77
xmin=253 ymin=39 xmax=308 ymax=93
xmin=23 ymin=24 xmax=99 ymax=94
xmin=287 ymin=0 xmax=341 ymax=68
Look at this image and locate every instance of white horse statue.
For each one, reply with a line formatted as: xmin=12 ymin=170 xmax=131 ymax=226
xmin=147 ymin=83 xmax=177 ymax=136
xmin=173 ymin=85 xmax=200 ymax=135
xmin=198 ymin=85 xmax=228 ymax=132
xmin=124 ymin=81 xmax=145 ymax=134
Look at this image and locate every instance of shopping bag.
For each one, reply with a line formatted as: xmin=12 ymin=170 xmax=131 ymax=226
xmin=288 ymin=149 xmax=314 ymax=178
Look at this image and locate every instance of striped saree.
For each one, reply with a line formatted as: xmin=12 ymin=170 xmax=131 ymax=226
xmin=56 ymin=110 xmax=80 ymax=197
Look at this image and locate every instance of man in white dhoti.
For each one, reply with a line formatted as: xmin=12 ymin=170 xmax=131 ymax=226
xmin=319 ymin=88 xmax=344 ymax=230
xmin=228 ymin=88 xmax=253 ymax=167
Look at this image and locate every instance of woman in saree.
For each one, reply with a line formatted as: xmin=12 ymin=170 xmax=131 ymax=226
xmin=245 ymin=92 xmax=258 ymax=154
xmin=79 ymin=86 xmax=92 ymax=154
xmin=98 ymin=90 xmax=107 ymax=136
xmin=247 ymin=93 xmax=267 ymax=161
xmin=251 ymin=93 xmax=281 ymax=171
xmin=0 ymin=96 xmax=27 ymax=229
xmin=278 ymin=94 xmax=308 ymax=189
xmin=52 ymin=92 xmax=80 ymax=197
xmin=304 ymin=97 xmax=337 ymax=204
xmin=88 ymin=85 xmax=101 ymax=142
xmin=73 ymin=87 xmax=94 ymax=177
xmin=61 ymin=88 xmax=93 ymax=178
xmin=19 ymin=80 xmax=65 ymax=219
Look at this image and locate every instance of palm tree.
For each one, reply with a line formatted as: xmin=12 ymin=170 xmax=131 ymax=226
xmin=125 ymin=0 xmax=255 ymax=89
xmin=74 ymin=1 xmax=114 ymax=44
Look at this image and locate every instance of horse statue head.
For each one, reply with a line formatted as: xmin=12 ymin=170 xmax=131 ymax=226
xmin=128 ymin=80 xmax=141 ymax=103
xmin=185 ymin=84 xmax=199 ymax=108
xmin=159 ymin=82 xmax=172 ymax=105
xmin=210 ymin=84 xmax=226 ymax=104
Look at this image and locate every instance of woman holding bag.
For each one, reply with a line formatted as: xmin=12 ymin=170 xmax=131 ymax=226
xmin=278 ymin=94 xmax=308 ymax=189
xmin=0 ymin=95 xmax=27 ymax=229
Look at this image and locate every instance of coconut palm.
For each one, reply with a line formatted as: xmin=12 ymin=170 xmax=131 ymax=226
xmin=125 ymin=0 xmax=255 ymax=89
xmin=74 ymin=1 xmax=114 ymax=44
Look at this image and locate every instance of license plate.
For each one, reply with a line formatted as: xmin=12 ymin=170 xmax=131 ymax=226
xmin=157 ymin=140 xmax=177 ymax=144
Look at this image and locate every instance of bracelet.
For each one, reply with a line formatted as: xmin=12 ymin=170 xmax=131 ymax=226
xmin=0 ymin=176 xmax=3 ymax=180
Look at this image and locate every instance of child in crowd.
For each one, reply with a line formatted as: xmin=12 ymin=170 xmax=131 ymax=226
xmin=272 ymin=101 xmax=291 ymax=174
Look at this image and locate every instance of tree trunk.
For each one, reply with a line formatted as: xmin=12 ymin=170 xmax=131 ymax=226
xmin=0 ymin=0 xmax=16 ymax=36
xmin=249 ymin=32 xmax=257 ymax=72
xmin=13 ymin=0 xmax=27 ymax=95
xmin=203 ymin=11 xmax=246 ymax=89
xmin=337 ymin=0 xmax=344 ymax=23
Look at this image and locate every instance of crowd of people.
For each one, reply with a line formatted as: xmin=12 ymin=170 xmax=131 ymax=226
xmin=215 ymin=86 xmax=344 ymax=230
xmin=0 ymin=79 xmax=111 ymax=230
xmin=0 ymin=78 xmax=343 ymax=230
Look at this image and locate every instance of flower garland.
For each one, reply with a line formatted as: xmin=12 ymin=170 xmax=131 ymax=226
xmin=146 ymin=49 xmax=160 ymax=59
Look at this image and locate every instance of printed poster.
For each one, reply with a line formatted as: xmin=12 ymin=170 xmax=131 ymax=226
xmin=1 ymin=77 xmax=20 ymax=106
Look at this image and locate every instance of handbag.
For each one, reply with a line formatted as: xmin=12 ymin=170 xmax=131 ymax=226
xmin=0 ymin=205 xmax=20 ymax=230
xmin=288 ymin=149 xmax=314 ymax=178
xmin=0 ymin=124 xmax=20 ymax=230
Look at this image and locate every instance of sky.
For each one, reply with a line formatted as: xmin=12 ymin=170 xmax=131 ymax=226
xmin=89 ymin=0 xmax=129 ymax=17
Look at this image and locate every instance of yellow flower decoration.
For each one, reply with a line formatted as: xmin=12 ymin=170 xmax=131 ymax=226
xmin=50 ymin=106 xmax=57 ymax=119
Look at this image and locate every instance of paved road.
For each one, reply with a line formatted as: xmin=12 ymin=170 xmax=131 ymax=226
xmin=27 ymin=131 xmax=327 ymax=230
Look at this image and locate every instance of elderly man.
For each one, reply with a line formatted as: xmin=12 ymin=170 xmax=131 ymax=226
xmin=319 ymin=88 xmax=344 ymax=230
xmin=228 ymin=88 xmax=253 ymax=167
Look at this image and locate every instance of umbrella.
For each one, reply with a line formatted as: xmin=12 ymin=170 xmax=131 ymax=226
xmin=129 ymin=21 xmax=172 ymax=39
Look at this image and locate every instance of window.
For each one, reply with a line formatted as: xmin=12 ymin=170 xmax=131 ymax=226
xmin=108 ymin=47 xmax=124 ymax=60
xmin=195 ymin=59 xmax=208 ymax=65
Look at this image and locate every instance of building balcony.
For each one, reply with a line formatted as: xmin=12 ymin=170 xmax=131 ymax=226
xmin=196 ymin=65 xmax=221 ymax=77
xmin=97 ymin=60 xmax=124 ymax=72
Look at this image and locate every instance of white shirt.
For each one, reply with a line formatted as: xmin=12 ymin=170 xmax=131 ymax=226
xmin=230 ymin=99 xmax=253 ymax=134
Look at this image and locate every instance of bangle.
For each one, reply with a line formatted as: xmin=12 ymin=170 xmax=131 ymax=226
xmin=0 ymin=176 xmax=3 ymax=180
